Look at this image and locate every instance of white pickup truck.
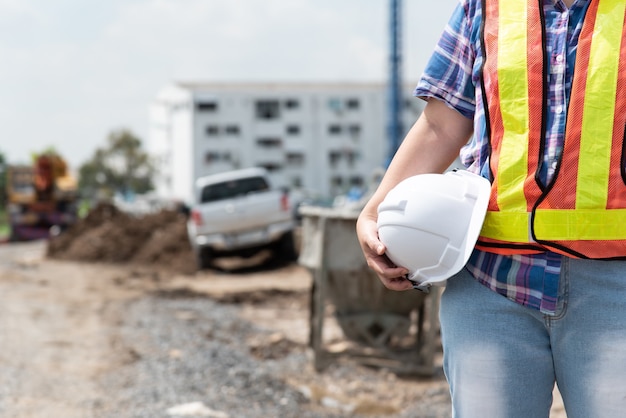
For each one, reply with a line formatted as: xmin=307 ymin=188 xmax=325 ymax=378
xmin=187 ymin=167 xmax=297 ymax=269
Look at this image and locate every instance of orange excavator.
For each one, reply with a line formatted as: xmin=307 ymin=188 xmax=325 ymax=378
xmin=6 ymin=153 xmax=78 ymax=241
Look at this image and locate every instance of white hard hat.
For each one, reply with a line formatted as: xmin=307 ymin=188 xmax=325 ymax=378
xmin=377 ymin=170 xmax=491 ymax=292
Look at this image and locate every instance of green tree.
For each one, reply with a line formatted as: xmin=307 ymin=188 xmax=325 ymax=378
xmin=0 ymin=149 xmax=6 ymax=209
xmin=79 ymin=130 xmax=154 ymax=198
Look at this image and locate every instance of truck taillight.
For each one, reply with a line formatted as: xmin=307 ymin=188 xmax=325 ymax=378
xmin=280 ymin=193 xmax=290 ymax=212
xmin=191 ymin=209 xmax=203 ymax=226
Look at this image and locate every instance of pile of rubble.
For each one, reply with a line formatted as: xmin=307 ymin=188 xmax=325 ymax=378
xmin=47 ymin=202 xmax=197 ymax=275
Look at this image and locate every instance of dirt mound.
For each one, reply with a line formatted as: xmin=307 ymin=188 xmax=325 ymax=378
xmin=47 ymin=202 xmax=197 ymax=275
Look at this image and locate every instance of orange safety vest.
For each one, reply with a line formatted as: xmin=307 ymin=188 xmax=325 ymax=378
xmin=475 ymin=0 xmax=626 ymax=259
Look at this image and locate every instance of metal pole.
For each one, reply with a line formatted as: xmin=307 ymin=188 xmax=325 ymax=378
xmin=386 ymin=0 xmax=403 ymax=167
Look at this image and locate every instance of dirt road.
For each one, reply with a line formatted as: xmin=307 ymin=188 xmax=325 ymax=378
xmin=0 ymin=241 xmax=565 ymax=417
xmin=0 ymin=241 xmax=153 ymax=416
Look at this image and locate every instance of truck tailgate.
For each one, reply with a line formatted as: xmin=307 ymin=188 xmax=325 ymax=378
xmin=193 ymin=191 xmax=290 ymax=235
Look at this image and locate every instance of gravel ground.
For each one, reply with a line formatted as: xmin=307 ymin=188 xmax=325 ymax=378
xmin=97 ymin=296 xmax=318 ymax=418
xmin=0 ymin=241 xmax=453 ymax=418
xmin=92 ymin=294 xmax=452 ymax=418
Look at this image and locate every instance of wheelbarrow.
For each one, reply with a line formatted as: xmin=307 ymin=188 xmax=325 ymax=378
xmin=298 ymin=206 xmax=441 ymax=375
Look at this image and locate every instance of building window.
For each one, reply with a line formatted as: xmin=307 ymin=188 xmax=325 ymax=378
xmin=285 ymin=99 xmax=300 ymax=109
xmin=286 ymin=125 xmax=300 ymax=135
xmin=204 ymin=151 xmax=232 ymax=165
xmin=328 ymin=124 xmax=342 ymax=135
xmin=204 ymin=151 xmax=220 ymax=164
xmin=197 ymin=101 xmax=218 ymax=112
xmin=345 ymin=149 xmax=358 ymax=165
xmin=225 ymin=125 xmax=240 ymax=135
xmin=331 ymin=176 xmax=343 ymax=187
xmin=257 ymin=137 xmax=282 ymax=148
xmin=291 ymin=176 xmax=303 ymax=188
xmin=350 ymin=176 xmax=364 ymax=187
xmin=328 ymin=98 xmax=343 ymax=113
xmin=255 ymin=100 xmax=280 ymax=119
xmin=346 ymin=98 xmax=360 ymax=110
xmin=329 ymin=151 xmax=341 ymax=167
xmin=404 ymin=98 xmax=422 ymax=113
xmin=206 ymin=125 xmax=219 ymax=136
xmin=260 ymin=163 xmax=282 ymax=172
xmin=348 ymin=124 xmax=361 ymax=137
xmin=286 ymin=152 xmax=305 ymax=165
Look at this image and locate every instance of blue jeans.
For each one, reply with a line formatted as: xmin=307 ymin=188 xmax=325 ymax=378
xmin=440 ymin=258 xmax=626 ymax=418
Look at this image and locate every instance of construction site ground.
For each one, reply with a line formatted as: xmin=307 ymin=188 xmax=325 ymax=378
xmin=0 ymin=205 xmax=566 ymax=418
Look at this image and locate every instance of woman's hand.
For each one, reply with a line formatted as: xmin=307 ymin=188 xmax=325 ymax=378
xmin=356 ymin=211 xmax=413 ymax=291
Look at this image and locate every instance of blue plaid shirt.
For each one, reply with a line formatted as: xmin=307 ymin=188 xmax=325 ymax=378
xmin=414 ymin=0 xmax=591 ymax=314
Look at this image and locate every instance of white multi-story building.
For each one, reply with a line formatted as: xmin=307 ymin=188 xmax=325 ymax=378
xmin=149 ymin=82 xmax=424 ymax=205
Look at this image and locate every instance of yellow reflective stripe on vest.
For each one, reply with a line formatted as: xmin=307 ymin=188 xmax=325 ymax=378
xmin=480 ymin=0 xmax=531 ymax=243
xmin=481 ymin=211 xmax=531 ymax=242
xmin=534 ymin=209 xmax=626 ymax=240
xmin=496 ymin=0 xmax=529 ymax=213
xmin=575 ymin=0 xmax=624 ymax=210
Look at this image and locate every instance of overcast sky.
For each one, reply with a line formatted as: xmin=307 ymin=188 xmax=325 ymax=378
xmin=0 ymin=0 xmax=458 ymax=168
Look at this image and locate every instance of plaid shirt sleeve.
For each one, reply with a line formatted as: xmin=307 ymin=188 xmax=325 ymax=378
xmin=413 ymin=0 xmax=479 ymax=120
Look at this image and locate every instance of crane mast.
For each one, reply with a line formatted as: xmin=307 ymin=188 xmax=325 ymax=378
xmin=387 ymin=0 xmax=403 ymax=167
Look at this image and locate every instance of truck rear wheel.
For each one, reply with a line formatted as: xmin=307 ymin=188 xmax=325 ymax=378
xmin=196 ymin=247 xmax=213 ymax=270
xmin=275 ymin=231 xmax=298 ymax=262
